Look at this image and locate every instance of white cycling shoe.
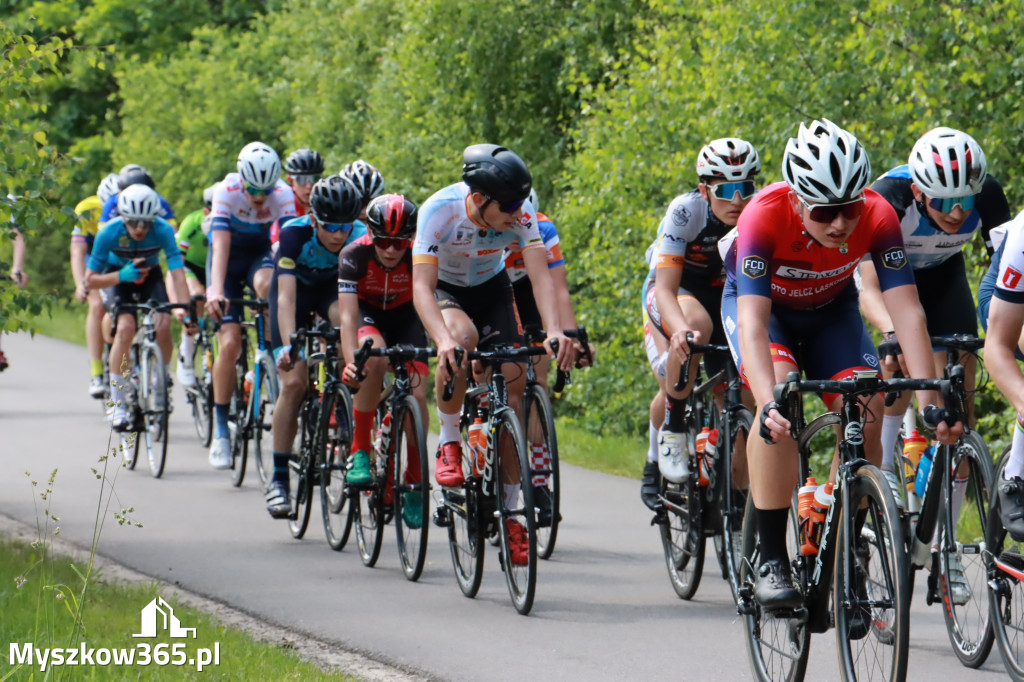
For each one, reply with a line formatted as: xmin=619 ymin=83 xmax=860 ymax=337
xmin=657 ymin=428 xmax=690 ymax=484
xmin=209 ymin=437 xmax=232 ymax=470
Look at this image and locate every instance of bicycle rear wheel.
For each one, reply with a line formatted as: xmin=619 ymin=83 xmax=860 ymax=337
xmin=986 ymin=448 xmax=1024 ymax=681
xmin=659 ymin=426 xmax=705 ymax=600
xmin=524 ymin=383 xmax=560 ymax=560
xmin=319 ymin=382 xmax=353 ymax=551
xmin=739 ymin=490 xmax=809 ymax=682
xmin=717 ymin=407 xmax=752 ymax=602
xmin=938 ymin=430 xmax=994 ymax=668
xmin=834 ymin=464 xmax=909 ymax=682
xmin=229 ymin=355 xmax=249 ymax=487
xmin=141 ymin=344 xmax=169 ymax=479
xmin=189 ymin=335 xmax=215 ymax=447
xmin=288 ymin=398 xmax=314 ymax=538
xmin=446 ymin=482 xmax=485 ymax=598
xmin=393 ymin=395 xmax=429 ymax=581
xmin=495 ymin=407 xmax=537 ymax=615
xmin=252 ymin=353 xmax=278 ymax=488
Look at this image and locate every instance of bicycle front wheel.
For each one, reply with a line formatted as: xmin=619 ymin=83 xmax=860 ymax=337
xmin=987 ymin=448 xmax=1024 ymax=681
xmin=446 ymin=482 xmax=484 ymax=598
xmin=229 ymin=355 xmax=249 ymax=487
xmin=834 ymin=464 xmax=909 ymax=682
xmin=353 ymin=486 xmax=385 ymax=567
xmin=718 ymin=407 xmax=752 ymax=602
xmin=739 ymin=490 xmax=809 ymax=682
xmin=189 ymin=335 xmax=214 ymax=447
xmin=288 ymin=393 xmax=315 ymax=539
xmin=524 ymin=383 xmax=560 ymax=560
xmin=319 ymin=382 xmax=353 ymax=551
xmin=141 ymin=344 xmax=169 ymax=479
xmin=393 ymin=395 xmax=429 ymax=581
xmin=252 ymin=353 xmax=278 ymax=488
xmin=659 ymin=426 xmax=705 ymax=599
xmin=495 ymin=407 xmax=537 ymax=615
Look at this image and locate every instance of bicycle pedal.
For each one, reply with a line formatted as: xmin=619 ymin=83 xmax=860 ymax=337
xmin=650 ymin=510 xmax=668 ymax=526
xmin=432 ymin=507 xmax=451 ymax=528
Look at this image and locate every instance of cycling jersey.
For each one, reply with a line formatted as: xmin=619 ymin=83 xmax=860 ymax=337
xmin=979 ymin=221 xmax=1013 ymax=329
xmin=338 ymin=234 xmax=414 ymax=310
xmin=209 ymin=173 xmax=297 ymax=252
xmin=871 ymin=167 xmax=1009 ymax=269
xmin=413 ymin=182 xmax=543 ymax=287
xmin=72 ymin=195 xmax=104 ymax=251
xmin=504 ymin=211 xmax=564 ymax=283
xmin=649 ymin=189 xmax=736 ymax=286
xmin=87 ymin=217 xmax=183 ymax=274
xmin=176 ymin=209 xmax=209 ymax=269
xmin=995 ymin=211 xmax=1024 ymax=306
xmin=100 ymin=192 xmax=177 ymax=225
xmin=269 ymin=201 xmax=307 ymax=245
xmin=724 ymin=182 xmax=913 ymax=310
xmin=276 ymin=214 xmax=364 ymax=287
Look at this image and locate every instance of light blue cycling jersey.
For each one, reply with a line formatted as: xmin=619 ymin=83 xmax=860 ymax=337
xmin=413 ymin=182 xmax=543 ymax=287
xmin=276 ymin=214 xmax=366 ymax=287
xmin=87 ymin=217 xmax=183 ymax=273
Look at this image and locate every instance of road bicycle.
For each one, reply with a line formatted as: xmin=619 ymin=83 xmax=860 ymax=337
xmin=738 ymin=371 xmax=958 ymax=682
xmin=882 ymin=334 xmax=994 ymax=667
xmin=655 ymin=339 xmax=752 ymax=601
xmin=520 ymin=326 xmax=591 ymax=559
xmin=984 ymin=446 xmax=1024 ymax=681
xmin=112 ymin=298 xmax=194 ymax=478
xmin=434 ymin=344 xmax=549 ymax=615
xmin=349 ymin=340 xmax=435 ymax=581
xmin=181 ymin=295 xmax=215 ymax=447
xmin=286 ymin=321 xmax=354 ymax=547
xmin=220 ymin=295 xmax=278 ymax=488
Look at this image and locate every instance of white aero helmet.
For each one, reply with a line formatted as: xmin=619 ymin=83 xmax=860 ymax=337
xmin=117 ymin=184 xmax=161 ymax=221
xmin=908 ymin=127 xmax=987 ymax=198
xmin=340 ymin=159 xmax=385 ymax=204
xmin=96 ymin=173 xmax=120 ymax=206
xmin=237 ymin=141 xmax=281 ymax=190
xmin=696 ymin=138 xmax=761 ymax=181
xmin=782 ymin=118 xmax=871 ymax=204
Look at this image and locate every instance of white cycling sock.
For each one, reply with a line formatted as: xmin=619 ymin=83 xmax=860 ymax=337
xmin=179 ymin=333 xmax=196 ymax=361
xmin=437 ymin=409 xmax=462 ymax=445
xmin=109 ymin=373 xmax=124 ymax=406
xmin=880 ymin=414 xmax=903 ymax=470
xmin=648 ymin=422 xmax=659 ymax=463
xmin=1006 ymin=414 xmax=1024 ymax=480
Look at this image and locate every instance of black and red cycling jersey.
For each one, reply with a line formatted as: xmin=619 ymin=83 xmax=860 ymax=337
xmin=337 ymin=234 xmax=413 ymax=310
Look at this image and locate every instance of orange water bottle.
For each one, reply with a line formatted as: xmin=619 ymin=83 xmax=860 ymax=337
xmin=702 ymin=428 xmax=719 ymax=487
xmin=695 ymin=427 xmax=711 ymax=486
xmin=902 ymin=429 xmax=927 ymax=497
xmin=807 ymin=482 xmax=835 ymax=552
xmin=468 ymin=417 xmax=486 ymax=476
xmin=798 ymin=477 xmax=819 ymax=556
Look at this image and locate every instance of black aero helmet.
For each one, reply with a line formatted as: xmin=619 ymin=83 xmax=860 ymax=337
xmin=309 ymin=174 xmax=362 ymax=224
xmin=284 ymin=148 xmax=325 ymax=175
xmin=461 ymin=144 xmax=532 ymax=204
xmin=118 ymin=164 xmax=155 ymax=190
xmin=366 ymin=194 xmax=418 ymax=240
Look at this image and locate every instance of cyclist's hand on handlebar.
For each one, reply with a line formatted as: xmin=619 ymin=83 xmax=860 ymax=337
xmin=669 ymin=328 xmax=697 ymax=360
xmin=921 ymin=403 xmax=963 ymax=445
xmin=75 ymin=281 xmax=89 ymax=303
xmin=575 ymin=341 xmax=596 ymax=367
xmin=342 ymin=361 xmax=362 ymax=388
xmin=276 ymin=345 xmax=294 ymax=372
xmin=759 ymin=401 xmax=793 ymax=444
xmin=545 ymin=330 xmax=573 ymax=372
xmin=205 ymin=289 xmax=226 ymax=322
xmin=435 ymin=339 xmax=464 ymax=386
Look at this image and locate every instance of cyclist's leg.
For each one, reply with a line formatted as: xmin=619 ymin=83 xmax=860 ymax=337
xmin=176 ymin=265 xmax=205 ymax=383
xmin=108 ymin=305 xmax=138 ymax=428
xmin=86 ymin=289 xmax=106 ymax=385
xmin=350 ymin=312 xmax=387 ymax=485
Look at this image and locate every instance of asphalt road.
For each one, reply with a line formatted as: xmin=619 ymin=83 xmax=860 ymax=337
xmin=0 ymin=332 xmax=1012 ymax=681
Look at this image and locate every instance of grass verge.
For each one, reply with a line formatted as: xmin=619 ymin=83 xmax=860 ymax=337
xmin=0 ymin=538 xmax=357 ymax=681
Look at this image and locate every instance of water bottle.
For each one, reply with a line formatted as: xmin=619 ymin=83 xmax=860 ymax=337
xmin=902 ymin=430 xmax=927 ymax=497
xmin=798 ymin=477 xmax=819 ymax=556
xmin=807 ymin=482 xmax=835 ymax=554
xmin=703 ymin=428 xmax=718 ymax=487
xmin=243 ymin=369 xmax=254 ymax=404
xmin=914 ymin=445 xmax=935 ymax=498
xmin=373 ymin=411 xmax=392 ymax=455
xmin=468 ymin=417 xmax=486 ymax=477
xmin=695 ymin=427 xmax=710 ymax=486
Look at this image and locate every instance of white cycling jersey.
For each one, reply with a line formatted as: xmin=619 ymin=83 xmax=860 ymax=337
xmin=995 ymin=210 xmax=1024 ymax=303
xmin=209 ymin=172 xmax=297 ymax=251
xmin=413 ymin=182 xmax=543 ymax=287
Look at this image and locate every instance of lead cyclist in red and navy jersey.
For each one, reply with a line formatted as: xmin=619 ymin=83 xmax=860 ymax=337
xmin=640 ymin=138 xmax=759 ymax=511
xmin=722 ymin=118 xmax=961 ymax=608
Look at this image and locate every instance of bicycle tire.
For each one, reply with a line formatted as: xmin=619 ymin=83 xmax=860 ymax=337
xmin=987 ymin=448 xmax=1024 ymax=681
xmin=230 ymin=354 xmax=249 ymax=487
xmin=659 ymin=426 xmax=705 ymax=600
xmin=253 ymin=353 xmax=278 ymax=488
xmin=141 ymin=344 xmax=169 ymax=479
xmin=494 ymin=407 xmax=537 ymax=615
xmin=287 ymin=390 xmax=315 ymax=539
xmin=353 ymin=486 xmax=385 ymax=567
xmin=834 ymin=464 xmax=909 ymax=682
xmin=320 ymin=382 xmax=353 ymax=551
xmin=524 ymin=383 xmax=560 ymax=560
xmin=936 ymin=430 xmax=995 ymax=668
xmin=739 ymin=486 xmax=809 ymax=682
xmin=718 ymin=407 xmax=752 ymax=602
xmin=189 ymin=334 xmax=214 ymax=447
xmin=446 ymin=482 xmax=485 ymax=598
xmin=393 ymin=395 xmax=430 ymax=581
xmin=120 ymin=431 xmax=139 ymax=470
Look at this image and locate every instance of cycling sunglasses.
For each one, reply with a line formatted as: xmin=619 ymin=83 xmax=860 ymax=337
xmin=926 ymin=193 xmax=976 ymax=214
xmin=707 ymin=180 xmax=756 ymax=201
xmin=125 ymin=218 xmax=154 ymax=230
xmin=291 ymin=174 xmax=320 ymax=186
xmin=799 ymin=197 xmax=865 ymax=223
xmin=373 ymin=236 xmax=412 ymax=250
xmin=318 ymin=222 xmax=349 ymax=233
xmin=485 ymin=195 xmax=526 ymax=214
xmin=245 ymin=183 xmax=274 ymax=197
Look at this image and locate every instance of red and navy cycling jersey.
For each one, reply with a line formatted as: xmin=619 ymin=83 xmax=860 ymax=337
xmin=723 ymin=182 xmax=914 ymax=310
xmin=337 ymin=234 xmax=413 ymax=310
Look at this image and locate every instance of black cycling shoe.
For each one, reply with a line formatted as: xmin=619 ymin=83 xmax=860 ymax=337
xmin=534 ymin=485 xmax=554 ymax=527
xmin=753 ymin=558 xmax=802 ymax=610
xmin=641 ymin=460 xmax=662 ymax=511
xmin=846 ymin=544 xmax=872 ymax=640
xmin=999 ymin=475 xmax=1024 ymax=542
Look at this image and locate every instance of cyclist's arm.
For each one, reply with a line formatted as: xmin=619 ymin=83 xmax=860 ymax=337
xmin=653 ymin=263 xmax=692 ymax=354
xmin=412 ymin=260 xmax=462 ymax=382
xmin=522 ymin=246 xmax=572 ymax=369
xmin=737 ymin=292 xmax=791 ymax=441
xmin=70 ymin=240 xmax=87 ymax=288
xmin=207 ymin=230 xmax=231 ymax=317
xmin=338 ymin=290 xmax=360 ymax=367
xmin=856 ymin=258 xmax=893 ymax=333
xmin=275 ymin=273 xmax=298 ymax=353
xmin=549 ymin=263 xmax=577 ymax=329
xmin=987 ymin=296 xmax=1024 ymax=415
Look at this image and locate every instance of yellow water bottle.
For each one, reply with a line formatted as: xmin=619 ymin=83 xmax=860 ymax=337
xmin=902 ymin=429 xmax=927 ymax=497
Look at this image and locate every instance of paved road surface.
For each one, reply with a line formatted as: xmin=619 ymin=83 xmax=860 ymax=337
xmin=0 ymin=333 xmax=1011 ymax=680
